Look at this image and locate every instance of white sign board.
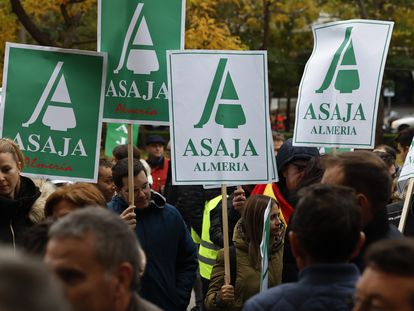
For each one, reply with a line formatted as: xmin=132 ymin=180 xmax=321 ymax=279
xmin=398 ymin=137 xmax=414 ymax=189
xmin=293 ymin=19 xmax=394 ymax=148
xmin=168 ymin=50 xmax=276 ymax=185
xmin=383 ymin=87 xmax=395 ymax=97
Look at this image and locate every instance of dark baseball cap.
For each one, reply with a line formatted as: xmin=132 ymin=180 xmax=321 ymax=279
xmin=146 ymin=135 xmax=165 ymax=146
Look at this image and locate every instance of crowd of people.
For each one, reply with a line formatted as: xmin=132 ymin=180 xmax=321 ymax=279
xmin=0 ymin=127 xmax=413 ymax=311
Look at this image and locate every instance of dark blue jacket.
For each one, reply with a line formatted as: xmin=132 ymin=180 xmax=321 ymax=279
xmin=108 ymin=191 xmax=197 ymax=311
xmin=243 ymin=264 xmax=359 ymax=311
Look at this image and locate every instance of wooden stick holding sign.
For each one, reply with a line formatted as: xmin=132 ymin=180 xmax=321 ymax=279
xmin=221 ymin=184 xmax=231 ymax=285
xmin=398 ymin=178 xmax=414 ymax=233
xmin=128 ymin=124 xmax=135 ymax=207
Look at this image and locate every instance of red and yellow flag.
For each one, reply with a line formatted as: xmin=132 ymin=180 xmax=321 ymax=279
xmin=251 ymin=183 xmax=294 ymax=225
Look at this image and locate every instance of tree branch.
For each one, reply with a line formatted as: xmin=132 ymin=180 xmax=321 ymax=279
xmin=10 ymin=0 xmax=53 ymax=46
xmin=60 ymin=3 xmax=71 ymax=26
xmin=355 ymin=0 xmax=369 ymax=19
xmin=60 ymin=2 xmax=83 ymax=47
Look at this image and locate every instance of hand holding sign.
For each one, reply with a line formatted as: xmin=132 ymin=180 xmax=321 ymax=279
xmin=121 ymin=205 xmax=137 ymax=229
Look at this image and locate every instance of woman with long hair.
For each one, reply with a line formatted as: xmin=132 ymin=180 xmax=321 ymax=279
xmin=205 ymin=195 xmax=284 ymax=310
xmin=0 ymin=138 xmax=55 ymax=248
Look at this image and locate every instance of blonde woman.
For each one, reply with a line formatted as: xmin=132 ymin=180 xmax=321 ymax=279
xmin=0 ymin=138 xmax=54 ymax=247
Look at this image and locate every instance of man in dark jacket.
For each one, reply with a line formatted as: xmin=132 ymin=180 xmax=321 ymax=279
xmin=243 ymin=184 xmax=365 ymax=311
xmin=322 ymin=151 xmax=403 ymax=271
xmin=108 ymin=158 xmax=197 ymax=311
xmin=273 ymin=138 xmax=320 ymax=283
xmin=45 ymin=208 xmax=161 ymax=311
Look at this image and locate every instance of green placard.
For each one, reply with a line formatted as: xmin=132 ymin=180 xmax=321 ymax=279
xmin=104 ymin=123 xmax=139 ymax=157
xmin=0 ymin=43 xmax=106 ymax=182
xmin=98 ymin=0 xmax=185 ymax=125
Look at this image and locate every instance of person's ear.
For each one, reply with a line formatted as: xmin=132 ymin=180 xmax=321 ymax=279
xmin=289 ymin=231 xmax=305 ymax=269
xmin=116 ymin=186 xmax=127 ymax=201
xmin=356 ymin=193 xmax=372 ymax=225
xmin=113 ymin=262 xmax=133 ymax=300
xmin=350 ymin=232 xmax=366 ymax=260
xmin=17 ymin=161 xmax=23 ymax=173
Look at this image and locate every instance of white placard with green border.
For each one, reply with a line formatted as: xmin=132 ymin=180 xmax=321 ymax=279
xmin=398 ymin=137 xmax=414 ymax=189
xmin=293 ymin=20 xmax=393 ymax=148
xmin=0 ymin=43 xmax=107 ymax=182
xmin=168 ymin=50 xmax=275 ymax=185
xmin=98 ymin=0 xmax=185 ymax=125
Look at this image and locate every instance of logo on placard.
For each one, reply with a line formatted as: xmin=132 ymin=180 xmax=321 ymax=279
xmin=22 ymin=61 xmax=76 ymax=132
xmin=316 ymin=26 xmax=360 ymax=94
xmin=194 ymin=58 xmax=246 ymax=129
xmin=114 ymin=2 xmax=159 ymax=75
xmin=13 ymin=59 xmax=88 ymax=162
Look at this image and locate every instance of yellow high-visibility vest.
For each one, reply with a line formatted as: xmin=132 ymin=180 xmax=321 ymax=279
xmin=198 ymin=195 xmax=223 ymax=280
xmin=191 ymin=227 xmax=201 ymax=244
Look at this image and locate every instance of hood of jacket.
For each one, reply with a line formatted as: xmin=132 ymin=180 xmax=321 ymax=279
xmin=149 ymin=190 xmax=166 ymax=208
xmin=276 ymin=138 xmax=320 ymax=174
xmin=31 ymin=178 xmax=56 ymax=223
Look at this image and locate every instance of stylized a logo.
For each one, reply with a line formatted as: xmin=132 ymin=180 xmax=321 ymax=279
xmin=316 ymin=27 xmax=360 ymax=94
xmin=114 ymin=3 xmax=159 ymax=75
xmin=194 ymin=58 xmax=246 ymax=129
xmin=22 ymin=61 xmax=76 ymax=132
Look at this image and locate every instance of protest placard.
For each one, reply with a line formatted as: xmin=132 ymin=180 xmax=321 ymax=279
xmin=168 ymin=50 xmax=276 ymax=185
xmin=104 ymin=123 xmax=139 ymax=158
xmin=99 ymin=0 xmax=185 ymax=125
xmin=294 ymin=19 xmax=393 ymax=148
xmin=397 ymin=138 xmax=414 ymax=232
xmin=0 ymin=43 xmax=106 ymax=182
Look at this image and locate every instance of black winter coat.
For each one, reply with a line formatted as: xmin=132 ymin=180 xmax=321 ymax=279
xmin=0 ymin=176 xmax=40 ymax=246
xmin=244 ymin=264 xmax=359 ymax=311
xmin=165 ymin=183 xmax=220 ymax=237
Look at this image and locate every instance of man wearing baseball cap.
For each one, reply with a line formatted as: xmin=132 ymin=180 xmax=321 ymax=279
xmin=145 ymin=135 xmax=169 ymax=194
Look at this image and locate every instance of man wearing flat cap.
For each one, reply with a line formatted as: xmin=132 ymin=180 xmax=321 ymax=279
xmin=145 ymin=135 xmax=169 ymax=194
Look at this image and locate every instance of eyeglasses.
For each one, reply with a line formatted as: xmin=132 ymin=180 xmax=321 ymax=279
xmin=352 ymin=296 xmax=395 ymax=311
xmin=123 ymin=183 xmax=149 ymax=194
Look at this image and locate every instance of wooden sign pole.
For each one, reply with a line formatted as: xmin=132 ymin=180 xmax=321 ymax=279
xmin=221 ymin=184 xmax=231 ymax=285
xmin=398 ymin=178 xmax=414 ymax=233
xmin=127 ymin=124 xmax=135 ymax=207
